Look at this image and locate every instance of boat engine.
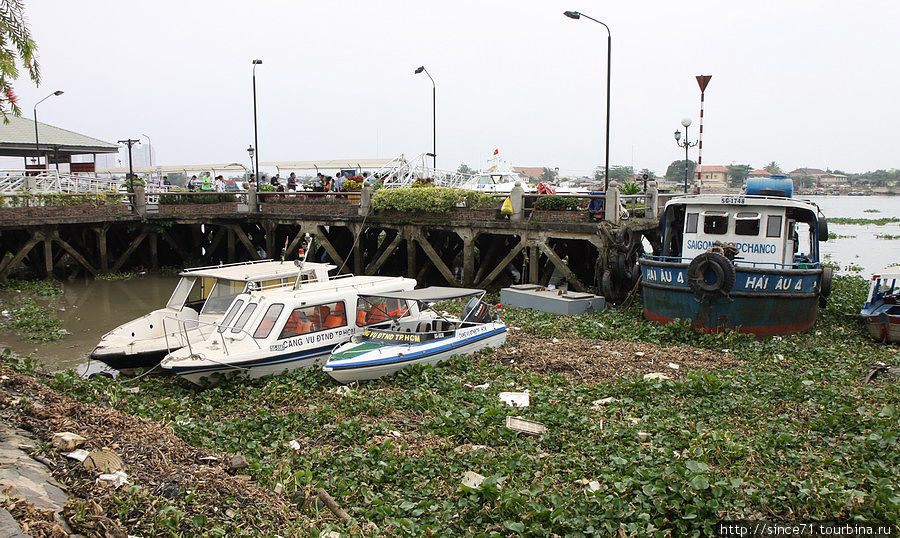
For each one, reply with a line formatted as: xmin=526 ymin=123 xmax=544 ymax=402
xmin=461 ymin=298 xmax=493 ymax=323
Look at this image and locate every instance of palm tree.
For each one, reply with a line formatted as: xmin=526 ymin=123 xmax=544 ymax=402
xmin=0 ymin=0 xmax=41 ymax=121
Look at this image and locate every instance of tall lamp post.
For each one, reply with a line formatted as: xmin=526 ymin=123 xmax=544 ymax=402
xmin=251 ymin=59 xmax=262 ymax=188
xmin=563 ymin=10 xmax=611 ymax=191
xmin=142 ymin=133 xmax=153 ymax=167
xmin=33 ymin=90 xmax=64 ymax=170
xmin=674 ymin=118 xmax=697 ymax=194
xmin=414 ymin=66 xmax=436 ymax=170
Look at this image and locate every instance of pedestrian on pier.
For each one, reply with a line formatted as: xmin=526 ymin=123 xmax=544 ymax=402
xmin=287 ymin=172 xmax=298 ymax=191
xmin=188 ymin=175 xmax=198 ymax=192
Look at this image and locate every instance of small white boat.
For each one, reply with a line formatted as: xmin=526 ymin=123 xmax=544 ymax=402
xmin=323 ymin=287 xmax=508 ymax=383
xmin=861 ymin=266 xmax=900 ymax=343
xmin=160 ymin=275 xmax=418 ymax=385
xmin=90 ymin=260 xmax=334 ymax=374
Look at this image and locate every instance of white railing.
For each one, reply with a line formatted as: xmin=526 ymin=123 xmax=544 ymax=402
xmin=0 ymin=169 xmax=123 ymax=194
xmin=373 ymin=153 xmax=473 ymax=189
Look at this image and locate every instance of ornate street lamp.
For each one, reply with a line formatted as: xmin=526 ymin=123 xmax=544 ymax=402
xmin=252 ymin=59 xmax=262 ymax=188
xmin=414 ymin=66 xmax=436 ymax=170
xmin=674 ymin=118 xmax=698 ymax=194
xmin=33 ymin=90 xmax=64 ymax=170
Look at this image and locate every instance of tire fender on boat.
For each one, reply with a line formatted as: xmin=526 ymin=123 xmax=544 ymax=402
xmin=687 ymin=253 xmax=736 ymax=297
xmin=818 ymin=265 xmax=833 ymax=307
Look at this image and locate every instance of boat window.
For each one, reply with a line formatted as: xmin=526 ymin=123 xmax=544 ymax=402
xmin=703 ymin=212 xmax=729 ymax=235
xmin=166 ymin=277 xmax=196 ymax=310
xmin=356 ymin=296 xmax=412 ymax=326
xmin=478 ymin=176 xmax=494 ymax=186
xmin=217 ymin=299 xmax=245 ymax=333
xmin=278 ymin=301 xmax=347 ymax=339
xmin=230 ymin=303 xmax=259 ymax=334
xmin=253 ymin=304 xmax=284 ymax=339
xmin=766 ymin=215 xmax=783 ymax=238
xmin=200 ymin=279 xmax=247 ymax=315
xmin=735 ymin=212 xmax=760 ymax=236
xmin=685 ymin=213 xmax=699 ymax=234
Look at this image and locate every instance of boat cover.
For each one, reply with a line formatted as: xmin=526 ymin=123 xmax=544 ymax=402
xmin=359 ymin=287 xmax=484 ymax=302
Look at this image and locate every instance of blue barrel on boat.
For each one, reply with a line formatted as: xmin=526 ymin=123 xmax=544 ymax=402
xmin=745 ymin=176 xmax=793 ymax=198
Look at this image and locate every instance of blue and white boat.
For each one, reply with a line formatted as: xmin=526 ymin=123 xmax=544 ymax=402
xmin=861 ymin=267 xmax=900 ymax=343
xmin=323 ymin=287 xmax=508 ymax=383
xmin=638 ymin=177 xmax=831 ymax=335
xmin=160 ymin=275 xmax=417 ymax=385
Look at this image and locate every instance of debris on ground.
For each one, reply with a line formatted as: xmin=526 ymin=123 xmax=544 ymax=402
xmin=505 ymin=416 xmax=547 ymax=436
xmin=491 ymin=333 xmax=738 ymax=382
xmin=637 ymin=432 xmax=651 ymax=441
xmin=453 ymin=444 xmax=492 ymax=455
xmin=50 ymin=432 xmax=85 ymax=451
xmin=82 ymin=449 xmax=124 ymax=473
xmin=226 ymin=454 xmax=250 ymax=471
xmin=643 ymin=372 xmax=671 ymax=381
xmin=63 ymin=449 xmax=89 ymax=462
xmin=463 ymin=382 xmax=490 ymax=391
xmin=498 ymin=390 xmax=530 ymax=408
xmin=591 ymin=397 xmax=617 ymax=409
xmin=95 ymin=470 xmax=129 ymax=489
xmin=461 ymin=471 xmax=485 ymax=489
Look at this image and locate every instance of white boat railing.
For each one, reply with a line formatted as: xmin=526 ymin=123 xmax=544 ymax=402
xmin=373 ymin=153 xmax=473 ymax=189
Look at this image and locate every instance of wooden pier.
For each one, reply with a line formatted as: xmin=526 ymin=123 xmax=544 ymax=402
xmin=0 ymin=184 xmax=671 ymax=302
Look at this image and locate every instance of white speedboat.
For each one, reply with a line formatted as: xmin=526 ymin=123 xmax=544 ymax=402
xmin=90 ymin=260 xmax=334 ymax=374
xmin=323 ymin=287 xmax=508 ymax=383
xmin=160 ymin=275 xmax=418 ymax=385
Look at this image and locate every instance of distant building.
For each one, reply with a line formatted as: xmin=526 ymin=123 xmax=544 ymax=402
xmin=748 ymin=169 xmax=770 ymax=178
xmin=817 ymin=173 xmax=848 ymax=185
xmin=698 ymin=165 xmax=730 ymax=189
xmin=789 ymin=167 xmax=827 ymax=178
xmin=512 ymin=167 xmax=545 ymax=181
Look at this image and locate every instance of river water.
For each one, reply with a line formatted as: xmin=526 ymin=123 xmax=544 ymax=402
xmin=0 ymin=195 xmax=896 ymax=371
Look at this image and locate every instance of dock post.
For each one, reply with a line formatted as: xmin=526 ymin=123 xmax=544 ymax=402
xmin=359 ymin=184 xmax=373 ymax=217
xmin=605 ymin=182 xmax=620 ymax=224
xmin=247 ymin=185 xmax=258 ymax=212
xmin=647 ymin=180 xmax=659 ymax=219
xmin=510 ymin=182 xmax=524 ymax=222
xmin=133 ymin=185 xmax=147 ymax=217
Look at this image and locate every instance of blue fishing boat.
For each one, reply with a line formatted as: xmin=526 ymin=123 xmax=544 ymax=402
xmin=638 ymin=177 xmax=831 ymax=335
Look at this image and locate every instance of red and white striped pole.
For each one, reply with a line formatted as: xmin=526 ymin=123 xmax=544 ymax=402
xmin=695 ymin=75 xmax=711 ymax=193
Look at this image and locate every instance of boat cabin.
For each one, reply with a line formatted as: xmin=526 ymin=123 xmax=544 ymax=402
xmin=864 ymin=267 xmax=900 ymax=310
xmin=660 ymin=194 xmax=826 ymax=268
xmin=166 ymin=260 xmax=335 ymax=317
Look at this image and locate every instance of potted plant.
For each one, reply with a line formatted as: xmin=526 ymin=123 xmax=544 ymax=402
xmin=343 ymin=179 xmax=363 ymax=204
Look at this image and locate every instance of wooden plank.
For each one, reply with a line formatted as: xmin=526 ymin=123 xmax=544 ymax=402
xmin=529 ymin=246 xmax=539 ymax=284
xmin=110 ymin=230 xmax=149 ymax=273
xmin=414 ymin=232 xmax=459 ymax=286
xmin=365 ymin=232 xmax=402 ymax=275
xmin=42 ymin=238 xmax=53 ymax=278
xmin=0 ymin=233 xmax=43 ymax=281
xmin=52 ymin=233 xmax=98 ymax=275
xmin=229 ymin=224 xmax=261 ymax=260
xmin=462 ymin=233 xmax=475 ymax=286
xmin=406 ymin=238 xmax=416 ymax=278
xmin=477 ymin=237 xmax=526 ymax=288
xmin=314 ymin=226 xmax=346 ymax=270
xmin=538 ymin=240 xmax=587 ymax=292
xmin=159 ymin=229 xmax=190 ymax=261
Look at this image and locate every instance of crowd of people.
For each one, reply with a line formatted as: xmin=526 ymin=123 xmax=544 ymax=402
xmin=265 ymin=171 xmax=376 ymax=192
xmin=186 ymin=173 xmax=231 ymax=192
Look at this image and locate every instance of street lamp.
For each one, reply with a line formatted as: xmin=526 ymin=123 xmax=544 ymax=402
xmin=33 ymin=90 xmax=64 ymax=170
xmin=247 ymin=145 xmax=255 ymax=178
xmin=252 ymin=59 xmax=262 ymax=188
xmin=142 ymin=133 xmax=153 ymax=167
xmin=564 ymin=10 xmax=611 ymax=191
xmin=674 ymin=118 xmax=698 ymax=194
xmin=414 ymin=66 xmax=436 ymax=170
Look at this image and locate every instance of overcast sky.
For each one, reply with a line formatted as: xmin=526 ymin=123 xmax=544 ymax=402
xmin=12 ymin=0 xmax=900 ymax=176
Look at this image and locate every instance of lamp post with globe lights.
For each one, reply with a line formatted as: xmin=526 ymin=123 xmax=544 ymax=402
xmin=674 ymin=118 xmax=697 ymax=194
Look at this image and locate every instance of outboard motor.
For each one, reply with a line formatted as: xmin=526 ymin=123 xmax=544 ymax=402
xmin=461 ymin=298 xmax=492 ymax=323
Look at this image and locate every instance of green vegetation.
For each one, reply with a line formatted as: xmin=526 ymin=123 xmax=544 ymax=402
xmin=372 ymin=187 xmax=495 ymax=213
xmin=864 ymin=209 xmax=881 ymax=213
xmin=0 ymin=191 xmax=122 ymax=207
xmin=827 ymin=232 xmax=856 ymax=240
xmin=619 ymin=181 xmax=641 ymax=195
xmin=0 ymin=278 xmax=62 ymax=297
xmin=6 ymin=275 xmax=892 ymax=536
xmin=158 ymin=193 xmax=238 ymax=205
xmin=0 ymin=279 xmax=64 ymax=341
xmin=533 ymin=196 xmax=585 ymax=211
xmin=828 ymin=217 xmax=900 ymax=225
xmin=875 ymin=234 xmax=900 ymax=240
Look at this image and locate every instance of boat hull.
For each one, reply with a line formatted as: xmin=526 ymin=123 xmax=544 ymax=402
xmin=164 ymin=345 xmax=333 ymax=386
xmin=640 ymin=259 xmax=821 ymax=335
xmin=325 ymin=327 xmax=507 ymax=383
xmin=863 ymin=315 xmax=900 ymax=343
xmin=89 ymin=348 xmax=168 ymax=374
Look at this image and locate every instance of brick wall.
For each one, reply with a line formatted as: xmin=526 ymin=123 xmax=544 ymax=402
xmin=260 ymin=203 xmax=358 ymax=217
xmin=157 ymin=203 xmax=239 ymax=216
xmin=530 ymin=210 xmax=591 ymax=223
xmin=0 ymin=204 xmax=127 ymax=223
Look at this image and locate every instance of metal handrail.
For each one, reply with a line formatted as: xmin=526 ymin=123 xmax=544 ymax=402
xmin=162 ymin=314 xmax=263 ymax=358
xmin=641 ymin=254 xmax=821 ymax=269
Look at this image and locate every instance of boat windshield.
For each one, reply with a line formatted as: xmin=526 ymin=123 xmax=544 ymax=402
xmin=355 ymin=296 xmax=413 ymax=326
xmin=166 ymin=277 xmax=197 ymax=310
xmin=200 ymin=279 xmax=247 ymax=315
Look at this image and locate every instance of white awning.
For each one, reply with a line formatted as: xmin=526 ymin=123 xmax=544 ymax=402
xmin=261 ymin=158 xmax=400 ymax=172
xmin=95 ymin=163 xmax=249 ymax=174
